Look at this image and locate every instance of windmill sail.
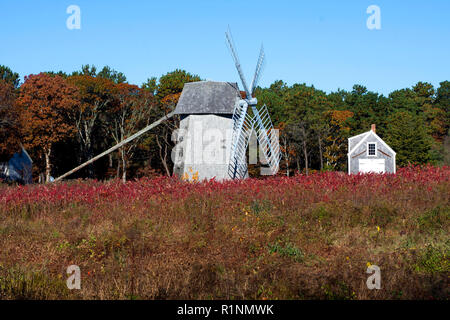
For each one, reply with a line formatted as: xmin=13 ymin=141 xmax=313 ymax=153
xmin=225 ymin=29 xmax=251 ymax=99
xmin=226 ymin=29 xmax=281 ymax=178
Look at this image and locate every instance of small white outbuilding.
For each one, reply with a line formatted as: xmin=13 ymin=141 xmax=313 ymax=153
xmin=347 ymin=124 xmax=396 ymax=174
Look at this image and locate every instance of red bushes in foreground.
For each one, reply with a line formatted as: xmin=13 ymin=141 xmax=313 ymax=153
xmin=1 ymin=165 xmax=448 ymax=207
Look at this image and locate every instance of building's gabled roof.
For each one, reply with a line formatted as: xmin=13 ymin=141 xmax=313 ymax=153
xmin=348 ymin=130 xmax=396 ymax=156
xmin=348 ymin=131 xmax=369 ymax=151
xmin=348 ymin=131 xmax=369 ymax=142
xmin=174 ymin=81 xmax=240 ymax=115
xmin=19 ymin=144 xmax=32 ymax=163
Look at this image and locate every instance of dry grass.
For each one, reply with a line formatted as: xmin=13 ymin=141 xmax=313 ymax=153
xmin=0 ymin=166 xmax=448 ymax=299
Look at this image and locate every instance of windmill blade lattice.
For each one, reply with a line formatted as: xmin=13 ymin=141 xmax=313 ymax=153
xmin=252 ymin=104 xmax=281 ymax=175
xmin=250 ymin=45 xmax=265 ymax=95
xmin=228 ymin=101 xmax=254 ymax=179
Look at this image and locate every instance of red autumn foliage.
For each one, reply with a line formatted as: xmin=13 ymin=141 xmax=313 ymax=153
xmin=17 ymin=73 xmax=78 ymax=182
xmin=1 ymin=165 xmax=447 ymax=211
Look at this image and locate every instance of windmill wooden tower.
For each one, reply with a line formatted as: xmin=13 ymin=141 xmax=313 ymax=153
xmin=172 ymin=80 xmax=242 ymax=181
xmin=54 ymin=29 xmax=280 ymax=182
xmin=171 ymin=29 xmax=280 ymax=181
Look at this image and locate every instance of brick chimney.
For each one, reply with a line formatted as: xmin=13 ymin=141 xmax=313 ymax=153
xmin=371 ymin=124 xmax=376 ymax=133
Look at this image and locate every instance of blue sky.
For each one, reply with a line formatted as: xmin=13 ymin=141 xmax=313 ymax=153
xmin=0 ymin=0 xmax=448 ymax=95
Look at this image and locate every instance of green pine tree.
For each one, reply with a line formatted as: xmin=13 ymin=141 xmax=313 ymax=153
xmin=385 ymin=112 xmax=433 ymax=166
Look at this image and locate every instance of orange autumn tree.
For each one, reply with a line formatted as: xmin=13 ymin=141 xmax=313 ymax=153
xmin=0 ymin=80 xmax=21 ymax=162
xmin=322 ymin=109 xmax=353 ymax=170
xmin=17 ymin=73 xmax=78 ymax=182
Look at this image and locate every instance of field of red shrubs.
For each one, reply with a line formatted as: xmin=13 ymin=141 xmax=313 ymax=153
xmin=0 ymin=165 xmax=448 ymax=299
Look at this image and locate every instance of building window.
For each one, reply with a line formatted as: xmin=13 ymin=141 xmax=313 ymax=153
xmin=368 ymin=143 xmax=376 ymax=156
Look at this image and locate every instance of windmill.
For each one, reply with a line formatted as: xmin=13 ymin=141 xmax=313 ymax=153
xmin=225 ymin=29 xmax=281 ymax=179
xmin=53 ymin=29 xmax=280 ymax=182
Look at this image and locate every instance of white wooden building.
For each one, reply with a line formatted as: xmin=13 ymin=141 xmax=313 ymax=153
xmin=348 ymin=124 xmax=396 ymax=174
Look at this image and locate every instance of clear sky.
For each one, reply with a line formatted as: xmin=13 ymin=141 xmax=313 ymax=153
xmin=0 ymin=0 xmax=448 ymax=95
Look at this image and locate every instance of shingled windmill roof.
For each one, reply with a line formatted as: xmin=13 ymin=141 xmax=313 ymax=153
xmin=174 ymin=81 xmax=241 ymax=114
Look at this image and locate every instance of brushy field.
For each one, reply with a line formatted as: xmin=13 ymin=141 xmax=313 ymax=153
xmin=0 ymin=166 xmax=448 ymax=300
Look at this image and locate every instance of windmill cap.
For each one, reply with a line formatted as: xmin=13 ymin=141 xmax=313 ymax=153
xmin=174 ymin=81 xmax=240 ymax=115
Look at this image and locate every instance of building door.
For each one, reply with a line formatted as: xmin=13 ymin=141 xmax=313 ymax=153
xmin=359 ymin=159 xmax=385 ymax=173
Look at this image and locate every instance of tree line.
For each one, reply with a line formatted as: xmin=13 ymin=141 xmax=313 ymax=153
xmin=0 ymin=64 xmax=448 ymax=182
xmin=256 ymin=80 xmax=449 ymax=175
